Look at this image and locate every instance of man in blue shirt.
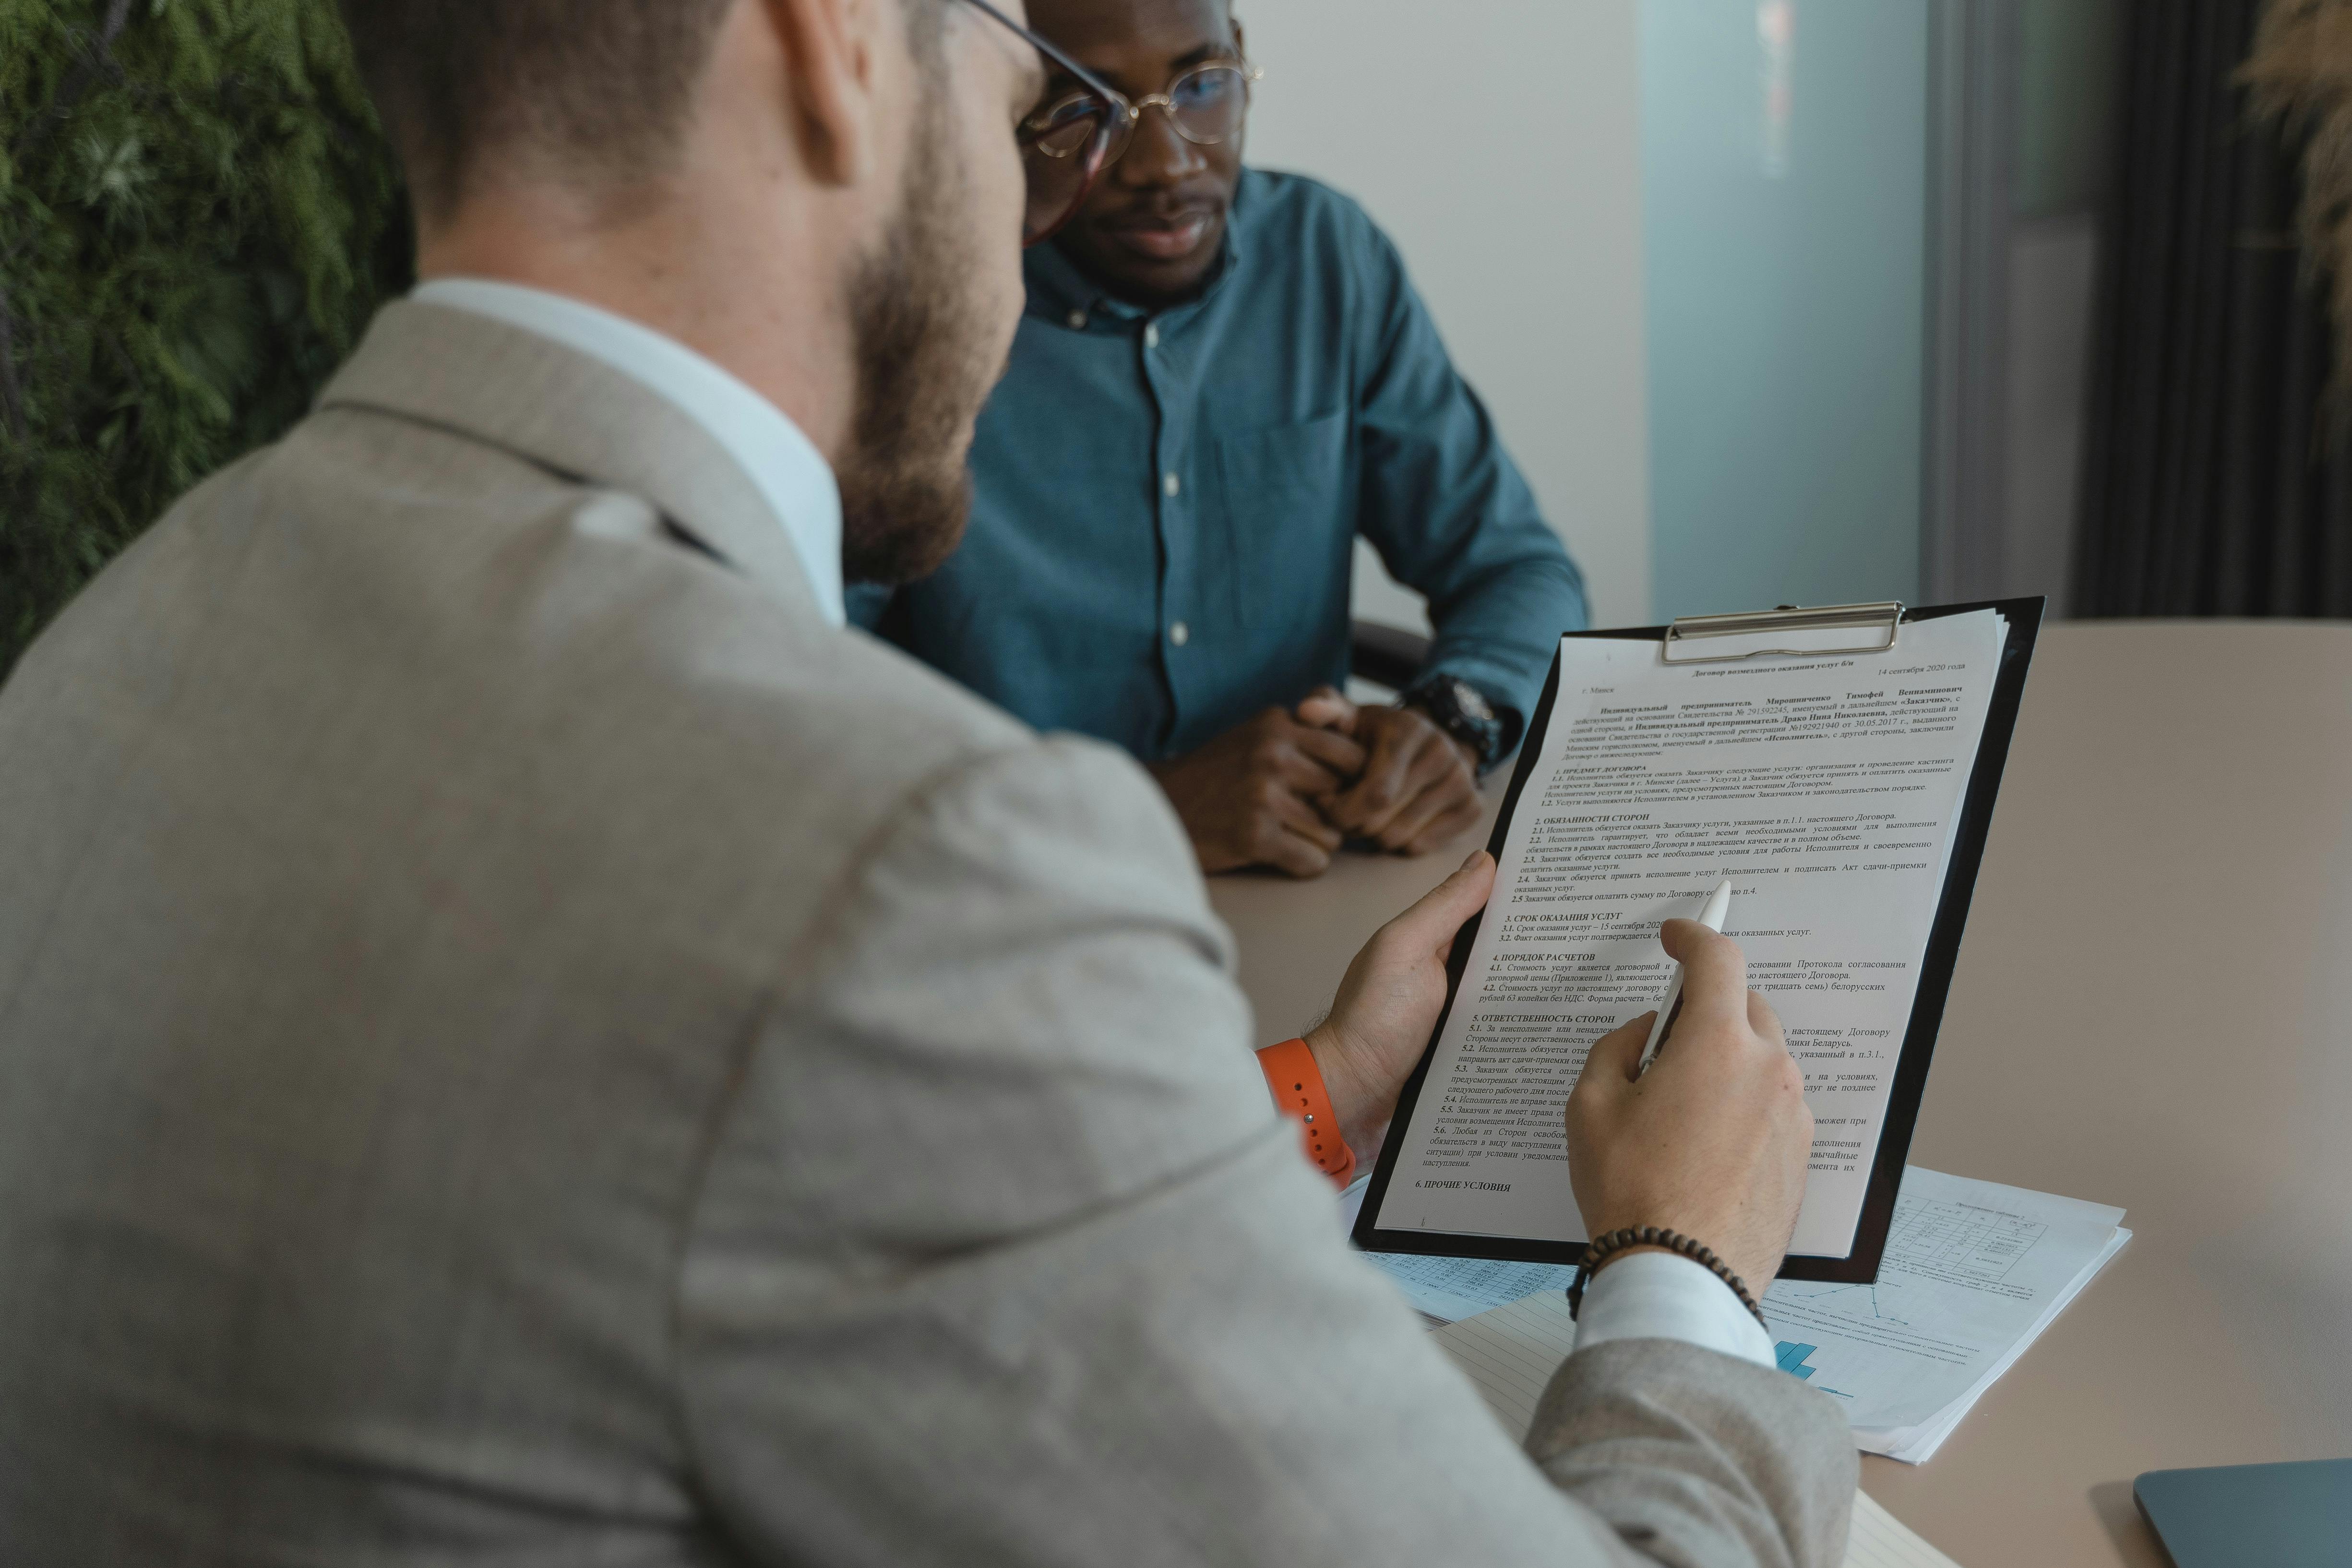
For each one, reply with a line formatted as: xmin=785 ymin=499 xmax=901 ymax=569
xmin=854 ymin=0 xmax=1588 ymax=878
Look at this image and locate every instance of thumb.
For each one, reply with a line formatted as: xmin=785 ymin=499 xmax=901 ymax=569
xmin=1297 ymin=685 xmax=1359 ymax=732
xmin=1578 ymin=1010 xmax=1657 ymax=1094
xmin=1660 ymin=919 xmax=1749 ymax=1029
xmin=1382 ymin=849 xmax=1495 ymax=959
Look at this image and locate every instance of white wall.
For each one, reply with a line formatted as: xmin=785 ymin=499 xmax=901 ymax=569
xmin=1239 ymin=0 xmax=1652 ymax=631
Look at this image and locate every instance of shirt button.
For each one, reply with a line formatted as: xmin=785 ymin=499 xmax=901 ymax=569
xmin=1163 ymin=471 xmax=1182 ymax=498
xmin=1067 ymin=309 xmax=1088 ymax=330
xmin=1144 ymin=323 xmax=1160 ymax=349
xmin=1169 ymin=621 xmax=1191 ymax=647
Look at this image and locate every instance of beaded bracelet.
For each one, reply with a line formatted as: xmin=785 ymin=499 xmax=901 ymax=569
xmin=1566 ymin=1226 xmax=1770 ymax=1329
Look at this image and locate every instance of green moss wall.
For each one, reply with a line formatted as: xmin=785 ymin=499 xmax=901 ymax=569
xmin=0 ymin=0 xmax=410 ymax=677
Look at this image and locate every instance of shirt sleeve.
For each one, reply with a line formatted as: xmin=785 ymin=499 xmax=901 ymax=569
xmin=1347 ymin=218 xmax=1589 ymax=746
xmin=1572 ymin=1251 xmax=1780 ymax=1370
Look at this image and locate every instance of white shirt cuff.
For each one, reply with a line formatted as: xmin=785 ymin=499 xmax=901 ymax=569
xmin=1570 ymin=1250 xmax=1777 ymax=1370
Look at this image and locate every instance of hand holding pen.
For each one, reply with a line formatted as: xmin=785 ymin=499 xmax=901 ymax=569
xmin=1636 ymin=879 xmax=1734 ymax=1076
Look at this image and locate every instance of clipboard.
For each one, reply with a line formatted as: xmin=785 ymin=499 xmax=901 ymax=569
xmin=1351 ymin=597 xmax=2044 ymax=1284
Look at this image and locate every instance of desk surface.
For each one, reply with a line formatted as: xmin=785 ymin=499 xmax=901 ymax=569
xmin=1207 ymin=621 xmax=2352 ymax=1568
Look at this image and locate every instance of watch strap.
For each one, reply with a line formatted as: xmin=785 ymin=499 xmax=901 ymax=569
xmin=1399 ymin=674 xmax=1508 ymax=769
xmin=1257 ymin=1037 xmax=1356 ymax=1186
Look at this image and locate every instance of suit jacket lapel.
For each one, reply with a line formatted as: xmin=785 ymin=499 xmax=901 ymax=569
xmin=316 ymin=300 xmax=823 ymax=617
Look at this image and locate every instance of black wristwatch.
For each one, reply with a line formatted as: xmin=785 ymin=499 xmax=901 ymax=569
xmin=1398 ymin=674 xmax=1510 ymax=774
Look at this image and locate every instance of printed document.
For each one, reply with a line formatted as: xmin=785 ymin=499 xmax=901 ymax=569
xmin=1762 ymin=1166 xmax=2128 ymax=1462
xmin=1433 ymin=1291 xmax=1967 ymax=1566
xmin=1370 ymin=612 xmax=2006 ymax=1258
xmin=1390 ymin=1166 xmax=2126 ymax=1467
xmin=1360 ymin=1250 xmax=1579 ymax=1325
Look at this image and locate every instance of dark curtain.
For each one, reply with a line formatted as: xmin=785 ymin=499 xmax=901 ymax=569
xmin=2075 ymin=0 xmax=2352 ymax=617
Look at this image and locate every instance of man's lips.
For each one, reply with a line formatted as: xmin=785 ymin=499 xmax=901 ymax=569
xmin=1101 ymin=209 xmax=1219 ymax=263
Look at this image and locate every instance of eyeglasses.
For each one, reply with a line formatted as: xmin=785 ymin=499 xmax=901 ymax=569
xmin=1024 ymin=58 xmax=1261 ymax=222
xmin=961 ymin=0 xmax=1259 ymax=246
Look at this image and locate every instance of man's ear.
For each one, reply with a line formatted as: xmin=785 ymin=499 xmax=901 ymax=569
xmin=758 ymin=0 xmax=882 ymax=188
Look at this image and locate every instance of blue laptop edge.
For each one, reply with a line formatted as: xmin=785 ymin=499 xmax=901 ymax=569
xmin=2133 ymin=1458 xmax=2352 ymax=1568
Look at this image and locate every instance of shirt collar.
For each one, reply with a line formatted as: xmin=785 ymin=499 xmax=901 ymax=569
xmin=409 ymin=277 xmax=846 ymax=627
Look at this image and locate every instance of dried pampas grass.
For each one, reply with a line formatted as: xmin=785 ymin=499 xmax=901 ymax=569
xmin=2242 ymin=0 xmax=2352 ymax=398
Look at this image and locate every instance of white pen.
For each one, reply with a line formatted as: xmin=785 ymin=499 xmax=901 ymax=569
xmin=1634 ymin=879 xmax=1733 ymax=1077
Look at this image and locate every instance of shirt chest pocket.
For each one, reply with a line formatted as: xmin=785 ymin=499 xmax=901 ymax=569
xmin=1203 ymin=410 xmax=1352 ymax=629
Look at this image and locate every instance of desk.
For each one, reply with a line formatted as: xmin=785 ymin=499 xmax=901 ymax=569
xmin=1209 ymin=622 xmax=2352 ymax=1568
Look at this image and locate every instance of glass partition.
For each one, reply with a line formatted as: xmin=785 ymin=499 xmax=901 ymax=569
xmin=1641 ymin=0 xmax=1932 ymax=622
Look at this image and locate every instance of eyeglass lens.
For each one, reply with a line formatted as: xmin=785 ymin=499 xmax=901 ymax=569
xmin=1017 ymin=63 xmax=1251 ymax=245
xmin=1157 ymin=64 xmax=1249 ymax=143
xmin=1018 ymin=98 xmax=1118 ymax=245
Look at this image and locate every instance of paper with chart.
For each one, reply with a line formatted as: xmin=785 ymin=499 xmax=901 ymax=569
xmin=1371 ymin=1166 xmax=2125 ymax=1468
xmin=1762 ymin=1166 xmax=2128 ymax=1462
xmin=1361 ymin=1249 xmax=1581 ymax=1324
xmin=1433 ymin=1290 xmax=1967 ymax=1567
xmin=1370 ymin=611 xmax=2006 ymax=1258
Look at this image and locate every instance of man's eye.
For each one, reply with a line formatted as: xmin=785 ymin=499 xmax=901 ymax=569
xmin=1026 ymin=93 xmax=1096 ymax=132
xmin=1173 ymin=69 xmax=1236 ymax=109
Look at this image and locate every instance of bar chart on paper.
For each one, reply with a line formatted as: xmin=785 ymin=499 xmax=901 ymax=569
xmin=1883 ymin=1197 xmax=2049 ymax=1283
xmin=1756 ymin=1169 xmax=2130 ymax=1460
xmin=1409 ymin=1168 xmax=2128 ymax=1470
xmin=1433 ymin=1291 xmax=1965 ymax=1567
xmin=1773 ymin=1339 xmax=1862 ymax=1399
xmin=1760 ymin=1185 xmax=2072 ymax=1415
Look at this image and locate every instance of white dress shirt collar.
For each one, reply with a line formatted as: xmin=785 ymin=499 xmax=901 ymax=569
xmin=410 ymin=278 xmax=846 ymax=627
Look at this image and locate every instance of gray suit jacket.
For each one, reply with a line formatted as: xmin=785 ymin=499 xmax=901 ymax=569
xmin=0 ymin=302 xmax=1855 ymax=1566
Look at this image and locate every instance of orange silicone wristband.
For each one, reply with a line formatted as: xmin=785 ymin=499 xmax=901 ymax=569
xmin=1258 ymin=1037 xmax=1356 ymax=1186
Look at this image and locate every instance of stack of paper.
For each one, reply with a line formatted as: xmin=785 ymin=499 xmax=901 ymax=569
xmin=1433 ymin=1289 xmax=1964 ymax=1568
xmin=1350 ymin=1248 xmax=1579 ymax=1327
xmin=1370 ymin=1166 xmax=2128 ymax=1464
xmin=1759 ymin=1167 xmax=2128 ymax=1462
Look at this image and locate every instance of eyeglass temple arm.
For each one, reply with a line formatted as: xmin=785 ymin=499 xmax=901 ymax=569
xmin=959 ymin=0 xmax=1132 ymax=118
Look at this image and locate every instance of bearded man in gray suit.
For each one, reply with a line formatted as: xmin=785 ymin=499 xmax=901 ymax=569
xmin=0 ymin=0 xmax=1854 ymax=1562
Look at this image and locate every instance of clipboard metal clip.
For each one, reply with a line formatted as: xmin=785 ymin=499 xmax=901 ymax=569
xmin=1661 ymin=600 xmax=1905 ymax=665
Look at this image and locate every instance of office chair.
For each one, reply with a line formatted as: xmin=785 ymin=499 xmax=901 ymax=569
xmin=1348 ymin=620 xmax=1430 ymax=694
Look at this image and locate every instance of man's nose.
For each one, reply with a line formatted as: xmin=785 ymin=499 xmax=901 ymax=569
xmin=1114 ymin=105 xmax=1207 ymax=187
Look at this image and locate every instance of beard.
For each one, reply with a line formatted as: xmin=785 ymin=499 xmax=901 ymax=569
xmin=836 ymin=106 xmax=1003 ymax=587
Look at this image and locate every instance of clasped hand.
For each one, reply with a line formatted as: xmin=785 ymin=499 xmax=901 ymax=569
xmin=1149 ymin=686 xmax=1484 ymax=877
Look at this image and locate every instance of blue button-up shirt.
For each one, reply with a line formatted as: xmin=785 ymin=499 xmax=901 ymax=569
xmin=851 ymin=169 xmax=1588 ymax=761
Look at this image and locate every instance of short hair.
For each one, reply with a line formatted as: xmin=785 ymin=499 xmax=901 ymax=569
xmin=337 ymin=0 xmax=740 ymax=225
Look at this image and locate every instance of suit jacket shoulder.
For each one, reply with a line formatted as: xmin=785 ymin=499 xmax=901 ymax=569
xmin=0 ymin=303 xmax=1135 ymax=1562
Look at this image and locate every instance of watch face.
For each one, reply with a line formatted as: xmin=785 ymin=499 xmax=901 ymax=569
xmin=1451 ymin=680 xmax=1496 ymax=725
